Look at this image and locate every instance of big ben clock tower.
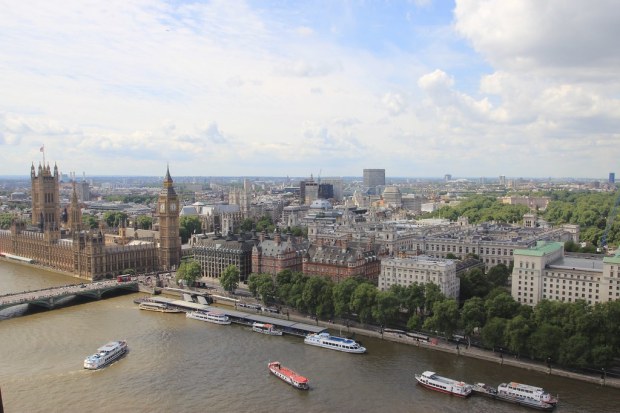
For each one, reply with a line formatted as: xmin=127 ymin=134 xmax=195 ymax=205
xmin=157 ymin=165 xmax=180 ymax=270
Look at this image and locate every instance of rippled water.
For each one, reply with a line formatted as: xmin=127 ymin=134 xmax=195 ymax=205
xmin=1 ymin=260 xmax=619 ymax=413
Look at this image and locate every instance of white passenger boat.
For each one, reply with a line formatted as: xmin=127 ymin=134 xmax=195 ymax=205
xmin=498 ymin=382 xmax=557 ymax=406
xmin=415 ymin=371 xmax=472 ymax=397
xmin=252 ymin=322 xmax=283 ymax=336
xmin=473 ymin=382 xmax=555 ymax=411
xmin=303 ymin=332 xmax=366 ymax=353
xmin=186 ymin=310 xmax=231 ymax=325
xmin=83 ymin=340 xmax=128 ymax=370
xmin=268 ymin=361 xmax=309 ymax=390
xmin=138 ymin=301 xmax=181 ymax=313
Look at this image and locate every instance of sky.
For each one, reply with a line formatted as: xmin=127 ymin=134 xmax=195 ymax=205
xmin=1 ymin=0 xmax=619 ymax=179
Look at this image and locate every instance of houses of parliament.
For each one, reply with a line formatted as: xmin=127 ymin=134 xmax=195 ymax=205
xmin=0 ymin=163 xmax=181 ymax=280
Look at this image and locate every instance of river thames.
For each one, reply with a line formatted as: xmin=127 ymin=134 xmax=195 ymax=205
xmin=1 ymin=260 xmax=619 ymax=413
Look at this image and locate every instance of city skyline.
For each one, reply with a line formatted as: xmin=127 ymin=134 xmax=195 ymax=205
xmin=1 ymin=1 xmax=619 ymax=178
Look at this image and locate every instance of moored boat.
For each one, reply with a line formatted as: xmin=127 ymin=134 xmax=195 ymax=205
xmin=83 ymin=340 xmax=128 ymax=370
xmin=268 ymin=361 xmax=309 ymax=389
xmin=303 ymin=332 xmax=366 ymax=353
xmin=138 ymin=301 xmax=181 ymax=313
xmin=415 ymin=371 xmax=472 ymax=397
xmin=186 ymin=310 xmax=231 ymax=325
xmin=252 ymin=322 xmax=283 ymax=336
xmin=498 ymin=382 xmax=557 ymax=406
xmin=473 ymin=382 xmax=554 ymax=411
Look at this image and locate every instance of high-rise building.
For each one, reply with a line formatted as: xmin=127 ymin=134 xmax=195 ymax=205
xmin=444 ymin=174 xmax=452 ymax=182
xmin=363 ymin=169 xmax=385 ymax=194
xmin=499 ymin=175 xmax=506 ymax=186
xmin=609 ymin=173 xmax=615 ymax=184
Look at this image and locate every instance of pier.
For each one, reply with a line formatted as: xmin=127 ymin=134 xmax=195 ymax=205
xmin=137 ymin=296 xmax=326 ymax=337
xmin=0 ymin=280 xmax=139 ymax=312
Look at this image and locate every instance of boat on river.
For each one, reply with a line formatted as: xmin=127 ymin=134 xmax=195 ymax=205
xmin=497 ymin=382 xmax=557 ymax=407
xmin=304 ymin=332 xmax=366 ymax=353
xmin=415 ymin=371 xmax=472 ymax=397
xmin=138 ymin=301 xmax=181 ymax=313
xmin=186 ymin=310 xmax=231 ymax=325
xmin=268 ymin=361 xmax=309 ymax=389
xmin=252 ymin=322 xmax=283 ymax=336
xmin=83 ymin=340 xmax=128 ymax=370
xmin=473 ymin=382 xmax=555 ymax=411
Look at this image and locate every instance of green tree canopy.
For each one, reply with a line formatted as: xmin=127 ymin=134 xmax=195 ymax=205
xmin=176 ymin=259 xmax=201 ymax=287
xmin=220 ymin=265 xmax=240 ymax=293
xmin=103 ymin=211 xmax=128 ymax=228
xmin=136 ymin=215 xmax=153 ymax=230
xmin=179 ymin=215 xmax=202 ymax=243
xmin=350 ymin=283 xmax=377 ymax=324
xmin=423 ymin=299 xmax=459 ymax=339
xmin=82 ymin=214 xmax=99 ymax=229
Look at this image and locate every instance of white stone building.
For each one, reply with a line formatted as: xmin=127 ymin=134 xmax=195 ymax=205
xmin=379 ymin=256 xmax=459 ymax=299
xmin=512 ymin=241 xmax=620 ymax=306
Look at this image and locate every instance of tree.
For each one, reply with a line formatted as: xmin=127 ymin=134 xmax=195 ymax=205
xmin=423 ymin=299 xmax=459 ymax=339
xmin=248 ymin=273 xmax=274 ymax=303
xmin=485 ymin=292 xmax=520 ymax=319
xmin=460 ymin=297 xmax=486 ymax=345
xmin=350 ymin=283 xmax=377 ymax=323
xmin=136 ymin=215 xmax=153 ymax=230
xmin=528 ymin=323 xmax=563 ymax=361
xmin=103 ymin=211 xmax=128 ymax=228
xmin=0 ymin=213 xmax=14 ymax=229
xmin=445 ymin=253 xmax=458 ymax=259
xmin=239 ymin=218 xmax=254 ymax=232
xmin=424 ymin=283 xmax=445 ymax=315
xmin=256 ymin=215 xmax=275 ymax=232
xmin=176 ymin=259 xmax=201 ymax=287
xmin=302 ymin=276 xmax=333 ymax=318
xmin=179 ymin=216 xmax=202 ymax=243
xmin=332 ymin=277 xmax=360 ymax=317
xmin=481 ymin=317 xmax=507 ymax=350
xmin=82 ymin=214 xmax=98 ymax=229
xmin=220 ymin=265 xmax=240 ymax=293
xmin=487 ymin=263 xmax=510 ymax=288
xmin=504 ymin=315 xmax=531 ymax=357
xmin=372 ymin=290 xmax=400 ymax=327
xmin=459 ymin=268 xmax=491 ymax=301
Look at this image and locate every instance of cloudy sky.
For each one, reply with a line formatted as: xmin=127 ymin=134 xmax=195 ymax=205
xmin=1 ymin=0 xmax=619 ymax=178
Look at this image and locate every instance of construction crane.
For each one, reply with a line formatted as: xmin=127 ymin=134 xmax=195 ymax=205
xmin=600 ymin=189 xmax=620 ymax=252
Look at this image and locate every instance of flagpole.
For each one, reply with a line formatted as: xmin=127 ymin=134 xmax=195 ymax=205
xmin=41 ymin=145 xmax=46 ymax=165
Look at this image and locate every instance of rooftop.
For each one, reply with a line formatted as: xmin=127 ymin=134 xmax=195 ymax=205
xmin=513 ymin=241 xmax=564 ymax=257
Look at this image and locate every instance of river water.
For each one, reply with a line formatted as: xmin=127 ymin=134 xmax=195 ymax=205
xmin=1 ymin=260 xmax=619 ymax=413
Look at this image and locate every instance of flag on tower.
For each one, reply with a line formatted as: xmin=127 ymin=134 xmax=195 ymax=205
xmin=40 ymin=145 xmax=44 ymax=152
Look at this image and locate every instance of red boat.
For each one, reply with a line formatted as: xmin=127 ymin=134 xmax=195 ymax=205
xmin=268 ymin=361 xmax=309 ymax=390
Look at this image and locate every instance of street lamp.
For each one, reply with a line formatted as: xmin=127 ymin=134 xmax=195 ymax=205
xmin=547 ymin=357 xmax=552 ymax=374
xmin=601 ymin=368 xmax=606 ymax=386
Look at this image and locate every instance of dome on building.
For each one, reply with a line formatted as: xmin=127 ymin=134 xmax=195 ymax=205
xmin=309 ymin=199 xmax=332 ymax=210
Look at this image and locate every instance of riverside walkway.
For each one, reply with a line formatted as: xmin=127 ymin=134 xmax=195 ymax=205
xmin=0 ymin=280 xmax=138 ymax=312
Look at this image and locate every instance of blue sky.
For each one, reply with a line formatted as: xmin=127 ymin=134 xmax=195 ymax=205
xmin=1 ymin=0 xmax=619 ymax=179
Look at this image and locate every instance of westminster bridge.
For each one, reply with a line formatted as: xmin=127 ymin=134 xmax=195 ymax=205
xmin=0 ymin=280 xmax=139 ymax=313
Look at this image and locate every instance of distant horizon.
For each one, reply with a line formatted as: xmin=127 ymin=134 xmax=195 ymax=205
xmin=0 ymin=173 xmax=614 ymax=182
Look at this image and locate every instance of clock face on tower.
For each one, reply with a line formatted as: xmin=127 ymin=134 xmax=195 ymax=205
xmin=170 ymin=203 xmax=177 ymax=212
xmin=160 ymin=203 xmax=165 ymax=213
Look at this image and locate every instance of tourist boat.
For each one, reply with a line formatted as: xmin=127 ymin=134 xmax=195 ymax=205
xmin=138 ymin=301 xmax=181 ymax=313
xmin=186 ymin=310 xmax=231 ymax=325
xmin=83 ymin=340 xmax=128 ymax=370
xmin=498 ymin=382 xmax=558 ymax=406
xmin=268 ymin=361 xmax=309 ymax=390
xmin=252 ymin=322 xmax=283 ymax=336
xmin=415 ymin=371 xmax=472 ymax=397
xmin=473 ymin=382 xmax=554 ymax=411
xmin=303 ymin=332 xmax=366 ymax=353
